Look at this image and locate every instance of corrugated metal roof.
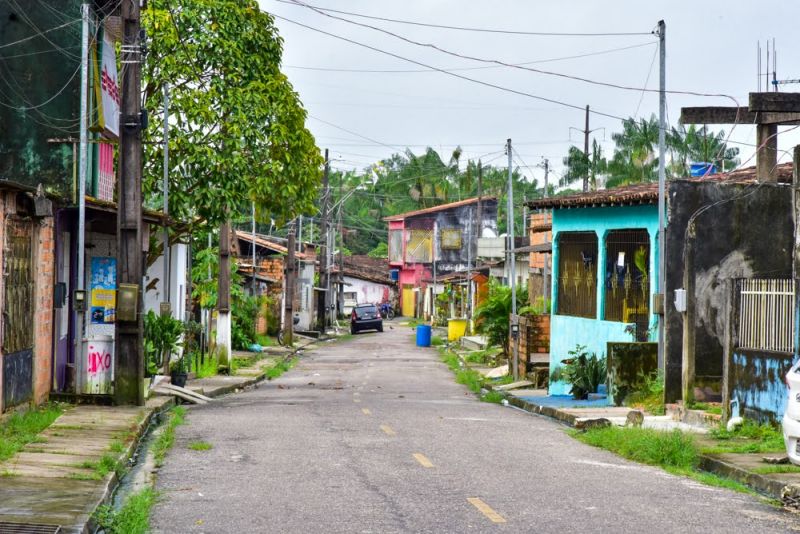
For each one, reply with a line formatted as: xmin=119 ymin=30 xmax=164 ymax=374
xmin=383 ymin=196 xmax=497 ymax=221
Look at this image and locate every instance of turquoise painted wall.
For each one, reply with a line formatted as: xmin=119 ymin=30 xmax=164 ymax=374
xmin=549 ymin=205 xmax=659 ymax=396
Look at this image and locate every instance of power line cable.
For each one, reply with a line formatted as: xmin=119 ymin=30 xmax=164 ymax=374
xmin=274 ymin=0 xmax=652 ymax=37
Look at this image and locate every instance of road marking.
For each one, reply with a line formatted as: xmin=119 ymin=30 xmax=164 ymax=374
xmin=413 ymin=453 xmax=434 ymax=468
xmin=362 ymin=408 xmax=371 ymax=415
xmin=467 ymin=498 xmax=506 ymax=523
xmin=353 ymin=399 xmax=361 ymax=403
xmin=380 ymin=424 xmax=396 ymax=436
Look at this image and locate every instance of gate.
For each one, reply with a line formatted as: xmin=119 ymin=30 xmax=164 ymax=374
xmin=2 ymin=217 xmax=35 ymax=410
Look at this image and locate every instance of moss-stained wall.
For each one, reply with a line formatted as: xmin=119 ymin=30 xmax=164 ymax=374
xmin=664 ymin=180 xmax=793 ymax=403
xmin=732 ymin=350 xmax=793 ymax=423
xmin=0 ymin=1 xmax=84 ymax=196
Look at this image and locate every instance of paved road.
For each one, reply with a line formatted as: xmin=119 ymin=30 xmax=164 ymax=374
xmin=152 ymin=325 xmax=797 ymax=533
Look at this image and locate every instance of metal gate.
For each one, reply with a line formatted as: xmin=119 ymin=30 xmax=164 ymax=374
xmin=2 ymin=217 xmax=35 ymax=410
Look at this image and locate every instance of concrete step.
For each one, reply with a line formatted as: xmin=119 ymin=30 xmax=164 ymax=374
xmin=461 ymin=335 xmax=487 ymax=351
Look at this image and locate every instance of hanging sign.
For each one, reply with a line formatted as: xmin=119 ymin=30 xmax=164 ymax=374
xmin=99 ymin=33 xmax=120 ymax=137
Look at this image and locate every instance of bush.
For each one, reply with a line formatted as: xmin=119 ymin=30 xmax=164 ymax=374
xmin=474 ymin=280 xmax=527 ymax=356
xmin=143 ymin=311 xmax=184 ymax=376
xmin=550 ymin=345 xmax=606 ymax=399
xmin=625 ymin=371 xmax=665 ymax=415
xmin=232 ymin=294 xmax=261 ymax=350
xmin=575 ymin=426 xmax=697 ymax=470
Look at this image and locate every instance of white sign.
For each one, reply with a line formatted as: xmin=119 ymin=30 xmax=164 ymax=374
xmin=100 ymin=33 xmax=120 ymax=137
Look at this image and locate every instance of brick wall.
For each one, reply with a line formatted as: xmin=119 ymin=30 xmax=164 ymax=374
xmin=510 ymin=313 xmax=550 ymax=379
xmin=528 ymin=212 xmax=551 ymax=270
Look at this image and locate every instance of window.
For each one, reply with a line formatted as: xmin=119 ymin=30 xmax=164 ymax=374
xmin=556 ymin=232 xmax=597 ymax=318
xmin=406 ymin=230 xmax=433 ymax=263
xmin=604 ymin=230 xmax=650 ymax=333
xmin=388 ymin=230 xmax=403 ymax=263
xmin=440 ymin=228 xmax=462 ymax=250
xmin=738 ymin=279 xmax=795 ymax=353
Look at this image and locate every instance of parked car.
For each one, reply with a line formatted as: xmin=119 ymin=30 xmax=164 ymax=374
xmin=350 ymin=303 xmax=383 ymax=334
xmin=783 ymin=361 xmax=800 ymax=465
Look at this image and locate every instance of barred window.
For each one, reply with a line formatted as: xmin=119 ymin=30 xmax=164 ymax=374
xmin=604 ymin=230 xmax=650 ymax=331
xmin=388 ymin=230 xmax=403 ymax=263
xmin=406 ymin=229 xmax=433 ymax=263
xmin=738 ymin=279 xmax=795 ymax=353
xmin=440 ymin=228 xmax=462 ymax=250
xmin=556 ymin=232 xmax=597 ymax=319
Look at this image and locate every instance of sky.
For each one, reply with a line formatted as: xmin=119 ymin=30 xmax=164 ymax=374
xmin=259 ymin=0 xmax=800 ymax=188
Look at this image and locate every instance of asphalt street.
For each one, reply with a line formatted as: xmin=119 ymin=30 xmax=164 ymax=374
xmin=151 ymin=324 xmax=798 ymax=533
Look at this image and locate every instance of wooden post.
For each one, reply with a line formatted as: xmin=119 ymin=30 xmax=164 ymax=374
xmin=318 ymin=150 xmax=329 ymax=330
xmin=721 ymin=279 xmax=737 ymax=423
xmin=284 ymin=224 xmax=296 ymax=345
xmin=115 ymin=0 xmax=144 ymax=406
xmin=681 ymin=222 xmax=696 ymax=406
xmin=217 ymin=220 xmax=231 ymax=367
xmin=756 ymin=123 xmax=778 ymax=182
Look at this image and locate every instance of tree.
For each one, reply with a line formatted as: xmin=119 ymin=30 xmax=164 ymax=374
xmin=668 ymin=124 xmax=739 ymax=177
xmin=142 ymin=0 xmax=322 ymax=242
xmin=606 ymin=115 xmax=659 ymax=187
xmin=561 ymin=139 xmax=606 ymax=191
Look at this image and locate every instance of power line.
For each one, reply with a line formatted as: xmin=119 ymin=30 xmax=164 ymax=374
xmin=0 ymin=16 xmax=80 ymax=51
xmin=308 ymin=114 xmax=402 ymax=152
xmin=275 ymin=0 xmax=652 ymax=37
xmin=284 ymin=42 xmax=656 ymax=73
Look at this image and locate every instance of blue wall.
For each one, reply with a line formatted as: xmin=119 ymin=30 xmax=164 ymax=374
xmin=732 ymin=350 xmax=794 ymax=423
xmin=549 ymin=205 xmax=659 ymax=395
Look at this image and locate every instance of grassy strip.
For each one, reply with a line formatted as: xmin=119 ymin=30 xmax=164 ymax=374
xmin=152 ymin=406 xmax=186 ymax=467
xmin=702 ymin=420 xmax=784 ymax=454
xmin=195 ymin=353 xmax=220 ymax=379
xmin=440 ymin=349 xmax=504 ymax=404
xmin=571 ymin=426 xmax=756 ymax=495
xmin=93 ymin=488 xmax=157 ymax=534
xmin=265 ymin=357 xmax=297 ymax=380
xmin=0 ymin=403 xmax=64 ymax=462
xmin=188 ymin=441 xmax=212 ymax=451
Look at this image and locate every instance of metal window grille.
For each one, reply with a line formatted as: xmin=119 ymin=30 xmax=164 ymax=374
xmin=406 ymin=230 xmax=433 ymax=263
xmin=556 ymin=232 xmax=597 ymax=319
xmin=440 ymin=228 xmax=462 ymax=250
xmin=737 ymin=279 xmax=795 ymax=353
xmin=604 ymin=230 xmax=650 ymax=338
xmin=388 ymin=230 xmax=403 ymax=263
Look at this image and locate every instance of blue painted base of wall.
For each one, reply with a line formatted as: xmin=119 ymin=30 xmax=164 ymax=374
xmin=732 ymin=350 xmax=794 ymax=423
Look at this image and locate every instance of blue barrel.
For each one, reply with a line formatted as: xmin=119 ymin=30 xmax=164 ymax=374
xmin=416 ymin=324 xmax=432 ymax=347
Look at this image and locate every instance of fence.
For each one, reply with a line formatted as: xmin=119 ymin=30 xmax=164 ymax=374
xmin=737 ymin=278 xmax=795 ymax=353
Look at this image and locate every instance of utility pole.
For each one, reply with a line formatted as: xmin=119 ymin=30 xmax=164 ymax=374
xmin=319 ymin=149 xmax=330 ymax=330
xmin=337 ymin=175 xmax=344 ymax=318
xmin=162 ymin=84 xmax=171 ymax=314
xmin=657 ymin=19 xmax=666 ymax=372
xmin=507 ymin=139 xmax=519 ymax=381
xmin=583 ymin=105 xmax=590 ymax=192
xmin=476 ymin=160 xmax=483 ymax=237
xmin=542 ymin=158 xmax=550 ymax=306
xmin=116 ymin=0 xmax=144 ymax=405
xmin=284 ymin=223 xmax=296 ymax=346
xmin=76 ymin=3 xmax=89 ymax=394
xmin=251 ymin=201 xmax=257 ymax=294
xmin=217 ymin=217 xmax=231 ymax=368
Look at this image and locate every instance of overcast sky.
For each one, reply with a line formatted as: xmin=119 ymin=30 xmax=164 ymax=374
xmin=259 ymin=0 xmax=799 ymax=187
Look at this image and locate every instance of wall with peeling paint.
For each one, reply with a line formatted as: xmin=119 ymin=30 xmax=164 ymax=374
xmin=732 ymin=350 xmax=793 ymax=422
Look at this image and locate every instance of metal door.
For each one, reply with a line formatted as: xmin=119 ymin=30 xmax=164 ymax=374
xmin=2 ymin=217 xmax=35 ymax=410
xmin=402 ymin=285 xmax=415 ymax=318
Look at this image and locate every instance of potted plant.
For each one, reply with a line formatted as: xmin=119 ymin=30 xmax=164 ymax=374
xmin=170 ymin=353 xmax=189 ymax=388
xmin=550 ymin=345 xmax=607 ymax=400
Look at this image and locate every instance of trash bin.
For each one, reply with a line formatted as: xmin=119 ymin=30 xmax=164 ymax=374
xmin=447 ymin=318 xmax=468 ymax=342
xmin=416 ymin=324 xmax=432 ymax=347
xmin=783 ymin=361 xmax=800 ymax=465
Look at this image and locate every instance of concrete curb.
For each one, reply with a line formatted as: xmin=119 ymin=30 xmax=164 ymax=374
xmin=485 ymin=384 xmax=792 ymax=504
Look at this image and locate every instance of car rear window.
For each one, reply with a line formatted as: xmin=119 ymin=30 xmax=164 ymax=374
xmin=354 ymin=305 xmax=377 ymax=316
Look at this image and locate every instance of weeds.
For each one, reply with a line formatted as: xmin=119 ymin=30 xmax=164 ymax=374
xmin=752 ymin=465 xmax=800 ymax=475
xmin=625 ymin=371 xmax=665 ymax=415
xmin=265 ymin=357 xmax=296 ymax=380
xmin=188 ymin=441 xmax=212 ymax=451
xmin=152 ymin=406 xmax=187 ymax=467
xmin=0 ymin=403 xmax=64 ymax=462
xmin=481 ymin=391 xmax=505 ymax=404
xmin=572 ymin=426 xmax=698 ymax=469
xmin=440 ymin=349 xmax=507 ymax=404
xmin=93 ymin=488 xmax=157 ymax=534
xmin=431 ymin=335 xmax=444 ymax=347
xmin=703 ymin=420 xmax=784 ymax=454
xmin=195 ymin=353 xmax=220 ymax=379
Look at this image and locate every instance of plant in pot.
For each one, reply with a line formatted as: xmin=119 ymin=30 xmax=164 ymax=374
xmin=550 ymin=345 xmax=607 ymax=400
xmin=170 ymin=353 xmax=189 ymax=388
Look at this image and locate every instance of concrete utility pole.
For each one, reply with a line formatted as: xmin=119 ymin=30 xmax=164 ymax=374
xmin=507 ymin=139 xmax=519 ymax=381
xmin=77 ymin=3 xmax=89 ymax=393
xmin=583 ymin=105 xmax=590 ymax=192
xmin=337 ymin=176 xmax=344 ymax=318
xmin=319 ymin=150 xmax=330 ymax=330
xmin=284 ymin=223 xmax=296 ymax=346
xmin=657 ymin=19 xmax=667 ymax=372
xmin=217 ymin=218 xmax=232 ymax=367
xmin=162 ymin=84 xmax=171 ymax=312
xmin=116 ymin=0 xmax=144 ymax=405
xmin=251 ymin=202 xmax=257 ymax=293
xmin=542 ymin=158 xmax=550 ymax=305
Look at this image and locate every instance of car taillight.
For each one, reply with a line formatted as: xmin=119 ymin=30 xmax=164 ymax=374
xmin=351 ymin=311 xmax=357 ymax=320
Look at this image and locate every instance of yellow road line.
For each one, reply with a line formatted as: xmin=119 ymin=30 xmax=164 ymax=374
xmin=467 ymin=498 xmax=506 ymax=524
xmin=380 ymin=424 xmax=396 ymax=436
xmin=362 ymin=408 xmax=371 ymax=415
xmin=413 ymin=453 xmax=434 ymax=468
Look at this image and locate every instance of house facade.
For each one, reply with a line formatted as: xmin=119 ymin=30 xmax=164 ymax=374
xmin=528 ymin=185 xmax=660 ymax=396
xmin=331 ymin=255 xmax=396 ymax=316
xmin=385 ymin=197 xmax=498 ymax=318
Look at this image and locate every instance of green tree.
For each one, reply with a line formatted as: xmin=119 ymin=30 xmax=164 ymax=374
xmin=561 ymin=139 xmax=607 ymax=191
xmin=606 ymin=115 xmax=660 ymax=187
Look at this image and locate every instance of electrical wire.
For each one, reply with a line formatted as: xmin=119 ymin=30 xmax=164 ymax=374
xmin=284 ymin=42 xmax=657 ymax=74
xmin=274 ymin=0 xmax=653 ymax=37
xmin=0 ymin=17 xmax=80 ymax=51
xmin=633 ymin=43 xmax=659 ymax=119
xmin=309 ymin=114 xmax=404 ymax=151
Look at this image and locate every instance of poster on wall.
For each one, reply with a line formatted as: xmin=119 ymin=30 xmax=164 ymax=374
xmin=90 ymin=257 xmax=116 ymax=324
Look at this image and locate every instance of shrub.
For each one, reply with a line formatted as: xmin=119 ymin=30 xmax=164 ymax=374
xmin=474 ymin=280 xmax=527 ymax=356
xmin=550 ymin=345 xmax=606 ymax=399
xmin=625 ymin=371 xmax=665 ymax=414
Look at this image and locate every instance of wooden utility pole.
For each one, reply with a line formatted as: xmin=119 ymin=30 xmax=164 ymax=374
xmin=283 ymin=223 xmax=296 ymax=346
xmin=318 ymin=149 xmax=330 ymax=330
xmin=217 ymin=219 xmax=231 ymax=368
xmin=337 ymin=175 xmax=344 ymax=317
xmin=583 ymin=105 xmax=590 ymax=192
xmin=476 ymin=160 xmax=483 ymax=240
xmin=116 ymin=0 xmax=144 ymax=405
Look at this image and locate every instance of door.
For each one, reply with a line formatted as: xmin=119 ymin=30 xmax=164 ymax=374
xmin=2 ymin=217 xmax=35 ymax=410
xmin=402 ymin=284 xmax=415 ymax=317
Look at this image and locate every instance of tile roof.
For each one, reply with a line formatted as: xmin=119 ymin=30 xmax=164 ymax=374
xmin=383 ymin=196 xmax=497 ymax=221
xmin=526 ymin=162 xmax=793 ymax=209
xmin=233 ymin=230 xmax=310 ymax=260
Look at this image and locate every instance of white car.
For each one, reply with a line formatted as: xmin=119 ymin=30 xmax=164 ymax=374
xmin=783 ymin=360 xmax=800 ymax=465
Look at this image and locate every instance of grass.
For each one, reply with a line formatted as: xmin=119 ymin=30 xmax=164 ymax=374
xmin=463 ymin=348 xmax=502 ymax=365
xmin=440 ymin=349 xmax=507 ymax=404
xmin=75 ymin=452 xmax=124 ymax=480
xmin=256 ymin=334 xmax=276 ymax=347
xmin=0 ymin=403 xmax=64 ymax=462
xmin=624 ymin=372 xmax=665 ymax=415
xmin=93 ymin=488 xmax=157 ymax=534
xmin=702 ymin=420 xmax=784 ymax=454
xmin=431 ymin=335 xmax=444 ymax=347
xmin=188 ymin=441 xmax=212 ymax=451
xmin=152 ymin=406 xmax=187 ymax=467
xmin=265 ymin=357 xmax=297 ymax=380
xmin=195 ymin=352 xmax=220 ymax=379
xmin=752 ymin=465 xmax=800 ymax=475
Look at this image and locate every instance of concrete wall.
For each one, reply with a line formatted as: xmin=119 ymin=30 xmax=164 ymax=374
xmin=664 ymin=181 xmax=793 ymax=403
xmin=344 ymin=276 xmax=391 ymax=305
xmin=144 ymin=243 xmax=189 ymax=321
xmin=731 ymin=350 xmax=793 ymax=423
xmin=549 ymin=204 xmax=659 ymax=396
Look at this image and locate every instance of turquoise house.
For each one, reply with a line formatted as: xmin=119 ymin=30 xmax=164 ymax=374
xmin=527 ymin=184 xmax=660 ymax=396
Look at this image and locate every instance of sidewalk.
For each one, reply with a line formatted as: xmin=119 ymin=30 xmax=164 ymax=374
xmin=498 ymin=388 xmax=800 ymax=506
xmin=0 ymin=346 xmax=301 ymax=533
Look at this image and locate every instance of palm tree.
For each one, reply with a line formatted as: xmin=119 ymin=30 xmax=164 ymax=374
xmin=606 ymin=115 xmax=659 ymax=187
xmin=561 ymin=139 xmax=607 ymax=191
xmin=668 ymin=124 xmax=739 ymax=176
